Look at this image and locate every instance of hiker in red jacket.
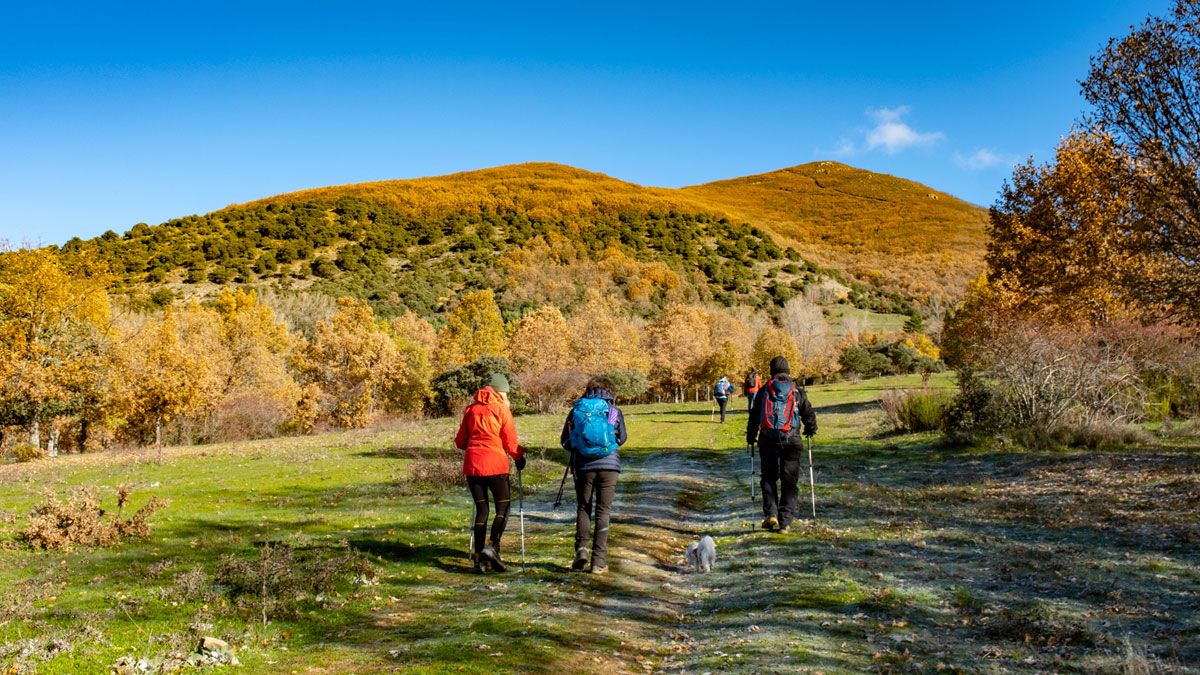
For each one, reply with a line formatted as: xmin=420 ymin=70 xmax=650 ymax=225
xmin=454 ymin=373 xmax=525 ymax=573
xmin=744 ymin=368 xmax=762 ymax=412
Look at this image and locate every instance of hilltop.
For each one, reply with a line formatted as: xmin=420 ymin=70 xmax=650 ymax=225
xmin=56 ymin=161 xmax=986 ymax=318
xmin=683 ymin=162 xmax=989 ymax=301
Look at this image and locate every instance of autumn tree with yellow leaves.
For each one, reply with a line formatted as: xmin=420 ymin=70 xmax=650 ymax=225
xmin=644 ymin=305 xmax=712 ymax=402
xmin=124 ymin=304 xmax=226 ymax=449
xmin=751 ymin=328 xmax=800 ymax=382
xmin=0 ymin=249 xmax=112 ymax=455
xmin=433 ymin=290 xmax=507 ymax=372
xmin=567 ymin=288 xmax=648 ymax=376
xmin=303 ymin=298 xmax=430 ymax=429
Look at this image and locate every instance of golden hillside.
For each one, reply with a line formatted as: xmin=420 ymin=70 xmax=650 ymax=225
xmin=229 ymin=160 xmax=987 ymax=301
xmin=681 ymin=162 xmax=989 ymax=302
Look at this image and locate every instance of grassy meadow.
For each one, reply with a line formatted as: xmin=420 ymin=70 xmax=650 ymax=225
xmin=2 ymin=373 xmax=1197 ymax=673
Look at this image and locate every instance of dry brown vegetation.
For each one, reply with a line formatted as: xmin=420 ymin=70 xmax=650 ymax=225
xmin=19 ymin=486 xmax=167 ymax=550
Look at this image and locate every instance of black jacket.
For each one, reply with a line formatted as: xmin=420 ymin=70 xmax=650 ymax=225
xmin=560 ymin=388 xmax=628 ymax=473
xmin=746 ymin=374 xmax=817 ymax=447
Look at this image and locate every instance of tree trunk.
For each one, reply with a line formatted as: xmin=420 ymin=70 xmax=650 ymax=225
xmin=29 ymin=418 xmax=40 ymax=449
xmin=79 ymin=419 xmax=90 ymax=452
xmin=46 ymin=427 xmax=59 ymax=458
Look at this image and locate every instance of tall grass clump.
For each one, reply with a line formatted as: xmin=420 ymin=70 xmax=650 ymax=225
xmin=881 ymin=388 xmax=954 ymax=432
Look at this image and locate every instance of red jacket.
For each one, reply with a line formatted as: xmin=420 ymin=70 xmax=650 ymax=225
xmin=746 ymin=373 xmax=762 ymax=394
xmin=454 ymin=387 xmax=522 ymax=477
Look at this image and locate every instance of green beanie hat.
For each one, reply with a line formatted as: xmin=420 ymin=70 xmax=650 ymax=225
xmin=487 ymin=373 xmax=510 ymax=393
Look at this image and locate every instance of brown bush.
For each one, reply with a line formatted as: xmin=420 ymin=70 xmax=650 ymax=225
xmin=519 ymin=368 xmax=588 ymax=413
xmin=206 ymin=392 xmax=292 ymax=442
xmin=411 ymin=456 xmax=467 ymax=489
xmin=20 ymin=487 xmax=167 ymax=551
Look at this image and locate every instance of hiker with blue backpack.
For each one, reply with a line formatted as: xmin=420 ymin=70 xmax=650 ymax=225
xmin=560 ymin=376 xmax=628 ymax=574
xmin=746 ymin=356 xmax=817 ymax=534
xmin=713 ymin=375 xmax=736 ymax=423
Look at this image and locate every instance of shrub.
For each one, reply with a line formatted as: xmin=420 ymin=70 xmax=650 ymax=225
xmin=11 ymin=443 xmax=45 ymax=463
xmin=881 ymin=389 xmax=954 ymax=432
xmin=213 ymin=541 xmax=374 ymax=620
xmin=206 ymin=392 xmax=292 ymax=442
xmin=839 ymin=338 xmax=945 ymax=379
xmin=1013 ymin=422 xmax=1152 ymax=451
xmin=411 ymin=456 xmax=467 ymax=489
xmin=431 ymin=356 xmax=525 ymax=416
xmin=520 ymin=368 xmax=587 ymax=413
xmin=603 ymin=369 xmax=651 ymax=402
xmin=20 ymin=487 xmax=167 ymax=550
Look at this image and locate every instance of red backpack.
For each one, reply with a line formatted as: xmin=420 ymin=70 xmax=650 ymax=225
xmin=759 ymin=379 xmax=797 ymax=437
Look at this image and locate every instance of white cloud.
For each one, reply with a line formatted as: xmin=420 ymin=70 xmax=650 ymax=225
xmin=832 ymin=138 xmax=857 ymax=157
xmin=864 ymin=106 xmax=945 ymax=154
xmin=953 ymin=148 xmax=1010 ymax=171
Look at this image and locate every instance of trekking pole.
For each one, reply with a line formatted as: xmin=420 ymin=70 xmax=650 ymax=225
xmin=748 ymin=443 xmax=756 ymax=501
xmin=553 ymin=463 xmax=570 ymax=509
xmin=469 ymin=498 xmax=476 ymax=558
xmin=806 ymin=435 xmax=817 ymax=519
xmin=517 ymin=466 xmax=526 ymax=572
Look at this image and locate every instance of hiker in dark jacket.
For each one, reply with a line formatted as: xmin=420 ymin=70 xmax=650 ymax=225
xmin=560 ymin=376 xmax=628 ymax=574
xmin=746 ymin=356 xmax=816 ymax=534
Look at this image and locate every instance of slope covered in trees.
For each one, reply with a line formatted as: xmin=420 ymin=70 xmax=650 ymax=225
xmin=57 ymin=161 xmax=986 ymax=317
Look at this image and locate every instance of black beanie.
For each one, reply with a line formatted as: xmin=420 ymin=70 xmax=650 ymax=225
xmin=770 ymin=356 xmax=790 ymax=375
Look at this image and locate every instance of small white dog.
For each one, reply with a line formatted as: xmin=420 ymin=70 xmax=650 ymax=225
xmin=685 ymin=535 xmax=716 ymax=573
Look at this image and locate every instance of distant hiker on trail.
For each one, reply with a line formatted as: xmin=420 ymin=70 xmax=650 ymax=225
xmin=561 ymin=376 xmax=628 ymax=574
xmin=744 ymin=368 xmax=761 ymax=412
xmin=713 ymin=375 xmax=736 ymax=423
xmin=455 ymin=373 xmax=526 ymax=573
xmin=746 ymin=356 xmax=816 ymax=534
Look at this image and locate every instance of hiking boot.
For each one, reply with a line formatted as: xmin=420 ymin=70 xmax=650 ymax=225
xmin=572 ymin=548 xmax=590 ymax=572
xmin=590 ymin=564 xmax=608 ymax=575
xmin=472 ymin=553 xmax=490 ymax=574
xmin=762 ymin=516 xmax=778 ymax=531
xmin=480 ymin=545 xmax=506 ymax=573
xmin=777 ymin=525 xmax=790 ymax=534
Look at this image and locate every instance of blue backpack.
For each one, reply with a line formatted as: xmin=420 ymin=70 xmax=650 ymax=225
xmin=714 ymin=377 xmax=731 ymax=398
xmin=570 ymin=397 xmax=618 ymax=459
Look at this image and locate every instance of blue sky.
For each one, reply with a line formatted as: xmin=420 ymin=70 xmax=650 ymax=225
xmin=0 ymin=0 xmax=1165 ymax=245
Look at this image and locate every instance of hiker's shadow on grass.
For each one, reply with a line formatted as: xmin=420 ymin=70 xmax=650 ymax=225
xmin=348 ymin=538 xmax=575 ymax=575
xmin=812 ymin=400 xmax=879 ymax=415
xmin=354 ymin=445 xmax=455 ymax=460
xmin=628 ymin=408 xmax=750 ymax=417
xmin=347 ymin=538 xmax=479 ymax=575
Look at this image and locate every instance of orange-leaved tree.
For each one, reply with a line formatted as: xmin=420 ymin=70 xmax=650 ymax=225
xmin=0 ymin=248 xmax=111 ymax=455
xmin=567 ymin=288 xmax=648 ymax=376
xmin=433 ymin=290 xmax=507 ymax=372
xmin=124 ymin=303 xmax=226 ymax=449
xmin=644 ymin=305 xmax=713 ymax=402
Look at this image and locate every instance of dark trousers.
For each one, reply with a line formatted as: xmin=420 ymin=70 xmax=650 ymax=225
xmin=575 ymin=469 xmax=618 ymax=567
xmin=717 ymin=397 xmax=728 ymax=423
xmin=468 ymin=474 xmax=511 ymax=554
xmin=759 ymin=440 xmax=802 ymax=527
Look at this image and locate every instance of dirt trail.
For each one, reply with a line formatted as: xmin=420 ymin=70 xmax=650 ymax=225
xmin=577 ymin=448 xmax=778 ymax=673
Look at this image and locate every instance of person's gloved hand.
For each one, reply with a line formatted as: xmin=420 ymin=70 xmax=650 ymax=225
xmin=804 ymin=429 xmax=816 ymax=438
xmin=515 ymin=455 xmax=527 ymax=471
